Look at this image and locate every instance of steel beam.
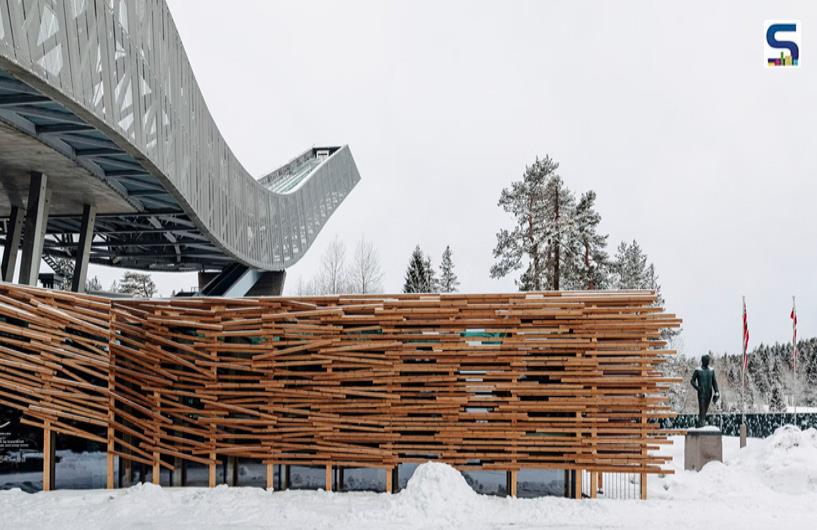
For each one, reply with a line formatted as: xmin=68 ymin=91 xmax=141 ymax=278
xmin=1 ymin=205 xmax=25 ymax=282
xmin=71 ymin=204 xmax=96 ymax=292
xmin=19 ymin=172 xmax=50 ymax=286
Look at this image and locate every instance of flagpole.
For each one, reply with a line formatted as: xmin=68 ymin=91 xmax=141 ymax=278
xmin=792 ymin=296 xmax=797 ymax=427
xmin=740 ymin=296 xmax=747 ymax=448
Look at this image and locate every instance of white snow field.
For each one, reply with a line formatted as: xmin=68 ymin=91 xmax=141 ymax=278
xmin=1 ymin=426 xmax=816 ymax=530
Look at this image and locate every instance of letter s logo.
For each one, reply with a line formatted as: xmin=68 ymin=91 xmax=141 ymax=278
xmin=767 ymin=23 xmax=800 ymax=61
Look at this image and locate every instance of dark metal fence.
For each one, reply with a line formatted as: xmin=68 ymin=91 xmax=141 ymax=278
xmin=660 ymin=413 xmax=817 ymax=438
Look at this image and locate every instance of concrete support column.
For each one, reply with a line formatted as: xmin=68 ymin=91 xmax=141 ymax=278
xmin=19 ymin=172 xmax=50 ymax=286
xmin=1 ymin=205 xmax=25 ymax=282
xmin=71 ymin=204 xmax=96 ymax=292
xmin=226 ymin=456 xmax=238 ymax=486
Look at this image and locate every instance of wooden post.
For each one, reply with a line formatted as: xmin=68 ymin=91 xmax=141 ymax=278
xmin=42 ymin=422 xmax=55 ymax=491
xmin=575 ymin=469 xmax=582 ymax=499
xmin=507 ymin=470 xmax=518 ymax=498
xmin=325 ymin=464 xmax=332 ymax=492
xmin=640 ymin=472 xmax=648 ymax=500
xmin=598 ymin=471 xmax=604 ymax=495
xmin=385 ymin=467 xmax=393 ymax=493
xmin=152 ymin=390 xmax=161 ymax=485
xmin=590 ymin=471 xmax=598 ymax=499
xmin=266 ymin=463 xmax=274 ymax=490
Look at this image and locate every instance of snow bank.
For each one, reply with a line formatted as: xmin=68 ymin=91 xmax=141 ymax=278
xmin=742 ymin=425 xmax=817 ymax=494
xmin=401 ymin=461 xmax=478 ymax=514
xmin=2 ymin=428 xmax=817 ymax=529
xmin=654 ymin=425 xmax=817 ymax=500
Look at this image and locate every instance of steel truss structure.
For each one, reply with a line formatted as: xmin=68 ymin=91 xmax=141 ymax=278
xmin=0 ymin=0 xmax=360 ymax=276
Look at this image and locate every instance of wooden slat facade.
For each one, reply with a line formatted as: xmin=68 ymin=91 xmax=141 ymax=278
xmin=0 ymin=284 xmax=681 ymax=494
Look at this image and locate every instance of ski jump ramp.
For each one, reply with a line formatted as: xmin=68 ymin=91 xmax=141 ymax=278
xmin=0 ymin=1 xmax=360 ymax=292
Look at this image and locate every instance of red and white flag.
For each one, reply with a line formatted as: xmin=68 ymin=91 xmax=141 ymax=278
xmin=743 ymin=298 xmax=750 ymax=369
xmin=791 ymin=297 xmax=798 ymax=371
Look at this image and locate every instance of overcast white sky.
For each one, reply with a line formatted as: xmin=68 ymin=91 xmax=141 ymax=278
xmin=86 ymin=0 xmax=817 ymax=358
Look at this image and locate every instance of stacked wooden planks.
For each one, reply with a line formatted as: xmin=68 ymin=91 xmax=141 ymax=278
xmin=0 ymin=285 xmax=681 ymax=490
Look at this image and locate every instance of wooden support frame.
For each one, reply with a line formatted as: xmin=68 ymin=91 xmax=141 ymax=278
xmin=0 ymin=286 xmax=680 ymax=499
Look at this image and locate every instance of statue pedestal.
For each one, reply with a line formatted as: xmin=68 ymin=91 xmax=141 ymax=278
xmin=684 ymin=427 xmax=723 ymax=471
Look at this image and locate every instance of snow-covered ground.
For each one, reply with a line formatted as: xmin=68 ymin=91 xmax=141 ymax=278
xmin=2 ymin=426 xmax=816 ymax=529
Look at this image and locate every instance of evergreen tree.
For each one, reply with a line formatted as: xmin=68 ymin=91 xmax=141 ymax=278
xmin=769 ymin=383 xmax=787 ymax=412
xmin=424 ymin=256 xmax=438 ymax=293
xmin=438 ymin=245 xmax=460 ymax=293
xmin=491 ymin=156 xmax=580 ymax=290
xmin=403 ymin=245 xmax=435 ymax=293
xmin=86 ymin=276 xmax=102 ymax=292
xmin=611 ymin=240 xmax=676 ymax=340
xmin=118 ymin=271 xmax=157 ymax=298
xmin=569 ymin=191 xmax=609 ymax=289
xmin=610 ymin=240 xmax=649 ymax=290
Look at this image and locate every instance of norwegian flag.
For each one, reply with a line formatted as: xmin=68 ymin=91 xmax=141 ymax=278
xmin=791 ymin=298 xmax=798 ymax=370
xmin=742 ymin=298 xmax=750 ymax=370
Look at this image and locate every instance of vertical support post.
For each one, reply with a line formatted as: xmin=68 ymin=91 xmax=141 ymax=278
xmin=123 ymin=457 xmax=132 ymax=487
xmin=19 ymin=172 xmax=49 ymax=286
xmin=574 ymin=469 xmax=583 ymax=499
xmin=640 ymin=472 xmax=648 ymax=500
xmin=590 ymin=471 xmax=598 ymax=499
xmin=739 ymin=423 xmax=747 ymax=448
xmin=1 ymin=205 xmax=24 ymax=282
xmin=42 ymin=422 xmax=55 ymax=491
xmin=598 ymin=471 xmax=604 ymax=495
xmin=208 ymin=459 xmax=217 ymax=488
xmin=71 ymin=204 xmax=96 ymax=292
xmin=226 ymin=457 xmax=237 ymax=486
xmin=171 ymin=457 xmax=185 ymax=487
xmin=152 ymin=389 xmax=161 ymax=485
xmin=385 ymin=467 xmax=393 ymax=494
xmin=507 ymin=470 xmax=518 ymax=498
xmin=265 ymin=462 xmax=274 ymax=490
xmin=325 ymin=464 xmax=332 ymax=492
xmin=107 ymin=311 xmax=116 ymax=489
xmin=564 ymin=470 xmax=570 ymax=497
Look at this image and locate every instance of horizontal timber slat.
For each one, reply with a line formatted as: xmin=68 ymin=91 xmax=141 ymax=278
xmin=0 ymin=284 xmax=680 ymax=477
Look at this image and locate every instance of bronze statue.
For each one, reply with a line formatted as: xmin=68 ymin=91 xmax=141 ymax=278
xmin=690 ymin=354 xmax=720 ymax=427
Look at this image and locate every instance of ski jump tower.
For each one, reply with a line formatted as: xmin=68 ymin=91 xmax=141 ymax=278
xmin=0 ymin=1 xmax=360 ymax=295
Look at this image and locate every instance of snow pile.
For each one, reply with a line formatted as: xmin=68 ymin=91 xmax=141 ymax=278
xmin=402 ymin=462 xmax=477 ymax=509
xmin=742 ymin=425 xmax=817 ymax=494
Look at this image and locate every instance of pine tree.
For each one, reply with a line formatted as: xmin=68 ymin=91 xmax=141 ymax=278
xmin=403 ymin=245 xmax=435 ymax=293
xmin=569 ymin=191 xmax=609 ymax=289
xmin=424 ymin=256 xmax=438 ymax=293
xmin=611 ymin=240 xmax=676 ymax=340
xmin=492 ymin=156 xmax=580 ymax=291
xmin=438 ymin=246 xmax=460 ymax=293
xmin=541 ymin=175 xmax=578 ymax=290
xmin=118 ymin=272 xmax=157 ymax=298
xmin=86 ymin=276 xmax=102 ymax=292
xmin=611 ymin=240 xmax=649 ymax=290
